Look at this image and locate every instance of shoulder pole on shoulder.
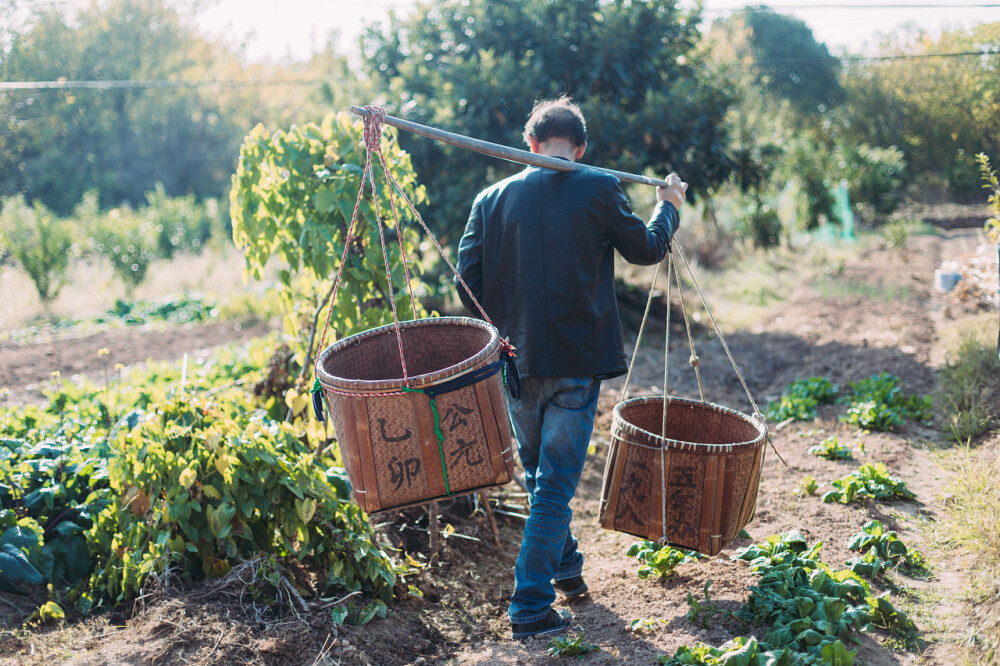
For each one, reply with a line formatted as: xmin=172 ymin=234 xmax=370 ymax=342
xmin=349 ymin=105 xmax=668 ymax=188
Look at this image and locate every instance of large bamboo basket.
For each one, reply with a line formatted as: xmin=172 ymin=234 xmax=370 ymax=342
xmin=316 ymin=317 xmax=515 ymax=514
xmin=600 ymin=396 xmax=767 ymax=556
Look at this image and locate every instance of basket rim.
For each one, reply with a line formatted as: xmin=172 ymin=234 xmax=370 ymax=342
xmin=315 ymin=316 xmax=500 ymax=392
xmin=612 ymin=395 xmax=768 ymax=453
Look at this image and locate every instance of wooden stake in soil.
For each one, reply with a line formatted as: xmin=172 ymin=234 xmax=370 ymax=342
xmin=479 ymin=491 xmax=502 ymax=548
xmin=428 ymin=501 xmax=440 ymax=554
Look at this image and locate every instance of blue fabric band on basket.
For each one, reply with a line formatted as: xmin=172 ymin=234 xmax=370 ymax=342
xmin=420 ymin=351 xmax=520 ymax=400
xmin=311 ymin=351 xmax=520 ymax=422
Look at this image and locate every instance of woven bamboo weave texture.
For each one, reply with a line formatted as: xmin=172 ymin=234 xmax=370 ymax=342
xmin=600 ymin=396 xmax=767 ymax=555
xmin=316 ymin=317 xmax=514 ymax=513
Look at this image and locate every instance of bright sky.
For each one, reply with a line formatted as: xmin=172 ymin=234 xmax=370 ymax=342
xmin=192 ymin=0 xmax=1000 ymax=63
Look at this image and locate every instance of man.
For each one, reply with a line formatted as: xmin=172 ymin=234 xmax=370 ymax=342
xmin=456 ymin=97 xmax=687 ymax=639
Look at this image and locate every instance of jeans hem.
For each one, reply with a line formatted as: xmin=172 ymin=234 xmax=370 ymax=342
xmin=553 ymin=569 xmax=583 ymax=581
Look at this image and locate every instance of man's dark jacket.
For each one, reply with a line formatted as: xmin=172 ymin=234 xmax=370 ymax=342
xmin=456 ymin=165 xmax=679 ymax=380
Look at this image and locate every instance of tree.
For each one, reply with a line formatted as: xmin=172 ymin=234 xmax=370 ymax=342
xmin=702 ymin=5 xmax=848 ymax=238
xmin=0 ymin=0 xmax=250 ymax=213
xmin=736 ymin=6 xmax=845 ymax=118
xmin=362 ymin=0 xmax=735 ymax=234
xmin=837 ymin=22 xmax=1000 ymax=195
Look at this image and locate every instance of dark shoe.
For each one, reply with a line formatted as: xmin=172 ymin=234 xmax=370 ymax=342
xmin=554 ymin=575 xmax=588 ymax=600
xmin=511 ymin=608 xmax=571 ymax=639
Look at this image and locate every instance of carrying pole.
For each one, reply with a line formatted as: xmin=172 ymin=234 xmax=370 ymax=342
xmin=349 ymin=105 xmax=669 ymax=188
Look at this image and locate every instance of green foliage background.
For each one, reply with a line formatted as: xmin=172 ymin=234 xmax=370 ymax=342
xmin=362 ymin=0 xmax=736 ymax=231
xmin=230 ymin=111 xmax=431 ymax=370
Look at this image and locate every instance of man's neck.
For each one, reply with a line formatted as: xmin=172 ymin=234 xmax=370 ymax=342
xmin=537 ymin=139 xmax=580 ymax=162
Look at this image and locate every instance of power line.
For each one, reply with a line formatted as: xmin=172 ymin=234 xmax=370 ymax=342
xmin=755 ymin=48 xmax=1000 ymax=67
xmin=3 ymin=47 xmax=997 ymax=91
xmin=2 ymin=43 xmax=998 ymax=93
xmin=0 ymin=79 xmax=321 ymax=90
xmin=703 ymin=2 xmax=1000 ymax=9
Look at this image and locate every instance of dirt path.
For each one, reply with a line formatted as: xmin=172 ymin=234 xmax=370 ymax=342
xmin=432 ymin=229 xmax=985 ymax=665
xmin=0 ymin=229 xmax=989 ymax=665
xmin=0 ymin=318 xmax=279 ymax=405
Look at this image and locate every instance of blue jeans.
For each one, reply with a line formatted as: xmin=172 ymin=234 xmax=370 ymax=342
xmin=507 ymin=375 xmax=602 ymax=623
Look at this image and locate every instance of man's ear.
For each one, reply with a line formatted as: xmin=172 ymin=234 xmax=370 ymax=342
xmin=575 ymin=141 xmax=587 ymax=160
xmin=528 ymin=136 xmax=541 ymax=154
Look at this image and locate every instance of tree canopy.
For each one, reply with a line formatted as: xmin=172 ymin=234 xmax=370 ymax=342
xmin=362 ymin=0 xmax=736 ymax=232
xmin=837 ymin=22 xmax=1000 ymax=194
xmin=0 ymin=0 xmax=252 ymax=213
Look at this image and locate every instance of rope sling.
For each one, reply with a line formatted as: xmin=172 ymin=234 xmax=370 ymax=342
xmin=612 ymin=242 xmax=784 ymax=547
xmin=310 ymin=106 xmax=519 ymax=499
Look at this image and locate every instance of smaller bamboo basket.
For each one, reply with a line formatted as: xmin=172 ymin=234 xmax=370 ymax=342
xmin=600 ymin=396 xmax=768 ymax=556
xmin=316 ymin=317 xmax=515 ymax=514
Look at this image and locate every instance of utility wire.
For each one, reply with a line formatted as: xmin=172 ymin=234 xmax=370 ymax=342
xmin=0 ymin=79 xmax=321 ymax=90
xmin=705 ymin=2 xmax=1000 ymax=9
xmin=756 ymin=48 xmax=1000 ymax=67
xmin=3 ymin=47 xmax=997 ymax=91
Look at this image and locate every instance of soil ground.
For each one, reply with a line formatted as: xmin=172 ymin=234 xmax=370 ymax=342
xmin=0 ymin=221 xmax=996 ymax=665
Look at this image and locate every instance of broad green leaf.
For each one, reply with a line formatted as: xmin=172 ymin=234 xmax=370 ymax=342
xmin=206 ymin=502 xmax=237 ymax=540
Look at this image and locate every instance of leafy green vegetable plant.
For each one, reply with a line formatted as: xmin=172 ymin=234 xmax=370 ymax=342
xmin=627 ymin=540 xmax=700 ymax=579
xmin=766 ymin=377 xmax=838 ymax=423
xmin=821 ymin=463 xmax=916 ymax=504
xmin=809 ymin=436 xmax=854 ymax=461
xmin=547 ymin=632 xmax=599 ymax=657
xmin=845 ymin=520 xmax=925 ymax=578
xmin=686 ymin=581 xmax=734 ymax=630
xmin=839 ymin=373 xmax=931 ymax=431
xmin=797 ymin=476 xmax=819 ymax=496
xmin=655 ymin=530 xmax=924 ymax=664
xmin=630 ymin=617 xmax=667 ymax=634
xmin=864 ymin=593 xmax=919 ymax=644
xmin=0 ymin=432 xmax=112 ymax=599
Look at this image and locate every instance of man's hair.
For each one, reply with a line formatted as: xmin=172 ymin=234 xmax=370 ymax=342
xmin=522 ymin=96 xmax=587 ymax=148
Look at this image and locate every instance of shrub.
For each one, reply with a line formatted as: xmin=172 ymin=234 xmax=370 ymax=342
xmin=1 ymin=341 xmax=395 ymax=614
xmin=144 ymin=184 xmax=227 ymax=259
xmin=840 ymin=144 xmax=907 ymax=217
xmin=89 ymin=393 xmax=394 ymax=605
xmin=738 ymin=202 xmax=782 ymax=248
xmin=85 ymin=204 xmax=159 ymax=296
xmin=230 ymin=112 xmax=432 ymax=376
xmin=976 ymin=152 xmax=999 ymax=242
xmin=0 ymin=195 xmax=75 ymax=307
